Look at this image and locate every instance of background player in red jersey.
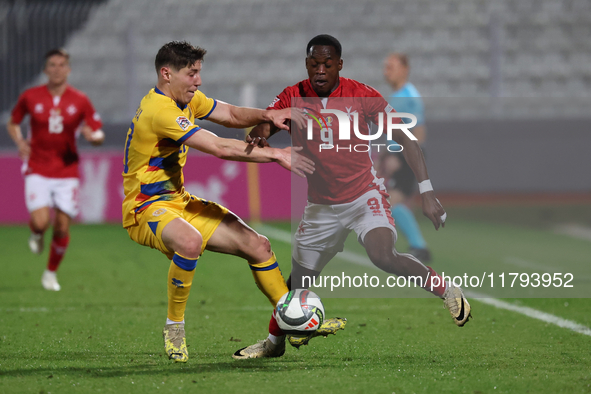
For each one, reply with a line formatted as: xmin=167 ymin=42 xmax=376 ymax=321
xmin=6 ymin=48 xmax=105 ymax=291
xmin=234 ymin=35 xmax=471 ymax=359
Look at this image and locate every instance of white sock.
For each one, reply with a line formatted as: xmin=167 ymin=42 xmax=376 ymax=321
xmin=267 ymin=333 xmax=285 ymax=345
xmin=166 ymin=318 xmax=185 ymax=325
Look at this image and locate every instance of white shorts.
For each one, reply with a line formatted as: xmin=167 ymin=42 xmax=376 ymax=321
xmin=25 ymin=174 xmax=80 ymax=218
xmin=293 ymin=189 xmax=397 ymax=272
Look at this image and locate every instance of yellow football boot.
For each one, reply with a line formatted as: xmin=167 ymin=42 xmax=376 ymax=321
xmin=163 ymin=323 xmax=188 ymax=362
xmin=288 ymin=317 xmax=347 ymax=349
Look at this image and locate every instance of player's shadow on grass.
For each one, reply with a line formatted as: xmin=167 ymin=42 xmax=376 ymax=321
xmin=0 ymin=356 xmax=303 ymax=379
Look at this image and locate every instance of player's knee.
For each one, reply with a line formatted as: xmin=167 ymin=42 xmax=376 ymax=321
xmin=177 ymin=234 xmax=202 ymax=259
xmin=30 ymin=221 xmax=47 ymax=233
xmin=250 ymin=233 xmax=272 ymax=259
xmin=259 ymin=234 xmax=271 ymax=253
xmin=30 ymin=216 xmax=49 ymax=233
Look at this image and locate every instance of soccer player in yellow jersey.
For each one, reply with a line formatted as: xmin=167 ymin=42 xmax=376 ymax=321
xmin=122 ymin=41 xmax=314 ymax=362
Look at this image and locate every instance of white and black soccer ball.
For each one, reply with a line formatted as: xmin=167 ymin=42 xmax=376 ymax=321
xmin=275 ymin=289 xmax=325 ymax=335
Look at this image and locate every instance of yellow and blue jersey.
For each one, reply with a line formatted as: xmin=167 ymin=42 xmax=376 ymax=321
xmin=122 ymin=87 xmax=217 ymax=227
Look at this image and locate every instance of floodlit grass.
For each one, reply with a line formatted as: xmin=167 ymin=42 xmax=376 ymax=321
xmin=1 ymin=205 xmax=591 ymax=393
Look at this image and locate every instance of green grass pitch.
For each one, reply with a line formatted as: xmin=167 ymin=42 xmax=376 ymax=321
xmin=1 ymin=205 xmax=591 ymax=393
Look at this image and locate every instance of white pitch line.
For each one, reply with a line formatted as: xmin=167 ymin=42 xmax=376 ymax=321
xmin=466 ymin=291 xmax=591 ymax=337
xmin=260 ymin=225 xmax=591 ymax=338
xmin=257 ymin=224 xmax=294 ymax=244
xmin=554 ymin=224 xmax=591 ymax=242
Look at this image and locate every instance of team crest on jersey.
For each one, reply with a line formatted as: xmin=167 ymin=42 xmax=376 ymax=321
xmin=326 ymin=116 xmax=333 ymax=126
xmin=153 ymin=208 xmax=167 ymax=217
xmin=67 ymin=105 xmax=77 ymax=115
xmin=176 ymin=116 xmax=192 ymax=131
xmin=269 ymin=97 xmax=280 ymax=108
xmin=34 ymin=103 xmax=44 ymax=113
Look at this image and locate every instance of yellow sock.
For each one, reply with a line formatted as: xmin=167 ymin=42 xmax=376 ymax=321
xmin=167 ymin=253 xmax=198 ymax=322
xmin=249 ymin=252 xmax=289 ymax=306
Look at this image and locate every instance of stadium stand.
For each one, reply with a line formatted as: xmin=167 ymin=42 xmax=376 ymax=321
xmin=0 ymin=0 xmax=589 ymax=139
xmin=0 ymin=0 xmax=106 ymax=116
xmin=48 ymin=0 xmax=589 ymax=124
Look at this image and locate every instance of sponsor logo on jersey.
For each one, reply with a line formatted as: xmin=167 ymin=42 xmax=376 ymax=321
xmin=153 ymin=208 xmax=167 ymax=217
xmin=176 ymin=116 xmax=192 ymax=131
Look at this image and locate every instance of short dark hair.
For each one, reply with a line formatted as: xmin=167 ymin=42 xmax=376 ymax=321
xmin=44 ymin=48 xmax=69 ymax=67
xmin=155 ymin=41 xmax=207 ymax=73
xmin=306 ymin=34 xmax=342 ymax=58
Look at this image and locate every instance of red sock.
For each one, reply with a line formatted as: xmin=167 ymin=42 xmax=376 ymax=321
xmin=269 ymin=310 xmax=284 ymax=336
xmin=47 ymin=235 xmax=70 ymax=272
xmin=424 ymin=266 xmax=447 ymax=298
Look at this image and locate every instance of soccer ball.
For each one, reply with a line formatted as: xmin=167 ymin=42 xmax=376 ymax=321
xmin=275 ymin=289 xmax=325 ymax=335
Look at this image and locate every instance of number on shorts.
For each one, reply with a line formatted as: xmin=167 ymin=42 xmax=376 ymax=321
xmin=367 ymin=197 xmax=381 ymax=215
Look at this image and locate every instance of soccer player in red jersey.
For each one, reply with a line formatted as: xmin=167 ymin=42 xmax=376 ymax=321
xmin=233 ymin=35 xmax=471 ymax=359
xmin=6 ymin=48 xmax=105 ymax=291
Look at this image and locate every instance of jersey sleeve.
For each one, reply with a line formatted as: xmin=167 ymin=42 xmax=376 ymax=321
xmin=152 ymin=106 xmax=201 ymax=144
xmin=10 ymin=92 xmax=29 ymax=124
xmin=363 ymin=86 xmax=395 ymax=125
xmin=189 ymin=90 xmax=217 ymax=121
xmin=266 ymin=87 xmax=292 ymax=111
xmin=82 ymin=96 xmax=103 ymax=130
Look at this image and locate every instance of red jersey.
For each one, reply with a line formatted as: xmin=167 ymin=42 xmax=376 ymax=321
xmin=11 ymin=85 xmax=102 ymax=178
xmin=269 ymin=77 xmax=395 ymax=204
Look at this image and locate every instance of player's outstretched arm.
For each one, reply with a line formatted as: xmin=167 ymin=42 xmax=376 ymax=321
xmin=391 ymin=128 xmax=446 ymax=230
xmin=207 ymin=101 xmax=305 ymax=131
xmin=184 ymin=128 xmax=314 ymax=178
xmin=246 ymin=122 xmax=281 ymax=148
xmin=6 ymin=117 xmax=30 ymax=159
xmin=80 ymin=124 xmax=105 ymax=146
